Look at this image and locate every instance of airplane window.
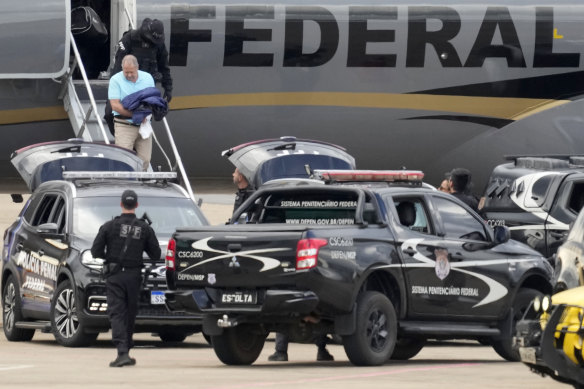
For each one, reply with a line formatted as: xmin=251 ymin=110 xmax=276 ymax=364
xmin=432 ymin=197 xmax=487 ymax=241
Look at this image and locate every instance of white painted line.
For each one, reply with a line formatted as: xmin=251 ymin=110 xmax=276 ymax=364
xmin=0 ymin=365 xmax=34 ymax=371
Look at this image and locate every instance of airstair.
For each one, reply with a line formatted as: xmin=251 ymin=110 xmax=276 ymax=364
xmin=58 ymin=32 xmax=197 ymax=203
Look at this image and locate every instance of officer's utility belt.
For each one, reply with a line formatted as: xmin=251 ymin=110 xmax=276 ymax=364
xmin=102 ymin=261 xmax=142 ymax=277
xmin=113 ymin=116 xmax=139 ymax=127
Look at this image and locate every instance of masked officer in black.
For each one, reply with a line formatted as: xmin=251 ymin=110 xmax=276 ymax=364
xmin=91 ymin=190 xmax=161 ymax=367
xmin=105 ymin=18 xmax=173 ymax=134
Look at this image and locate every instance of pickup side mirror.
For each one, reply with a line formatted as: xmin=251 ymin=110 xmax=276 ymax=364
xmin=236 ymin=212 xmax=249 ymax=224
xmin=493 ymin=225 xmax=510 ymax=245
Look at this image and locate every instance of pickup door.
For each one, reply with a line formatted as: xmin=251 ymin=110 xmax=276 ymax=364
xmin=388 ymin=192 xmax=527 ymax=320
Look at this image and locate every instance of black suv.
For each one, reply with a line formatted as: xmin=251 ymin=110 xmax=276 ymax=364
xmin=481 ymin=155 xmax=584 ymax=259
xmin=2 ymin=140 xmax=208 ymax=346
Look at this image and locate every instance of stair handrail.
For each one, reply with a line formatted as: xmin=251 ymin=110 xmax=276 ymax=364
xmin=69 ymin=32 xmax=111 ymax=144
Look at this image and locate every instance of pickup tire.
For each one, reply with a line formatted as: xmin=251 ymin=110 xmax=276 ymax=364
xmin=2 ymin=275 xmax=35 ymax=341
xmin=391 ymin=337 xmax=425 ymax=360
xmin=342 ymin=291 xmax=397 ymax=366
xmin=50 ymin=280 xmax=98 ymax=347
xmin=492 ymin=288 xmax=542 ymax=361
xmin=211 ymin=324 xmax=266 ymax=365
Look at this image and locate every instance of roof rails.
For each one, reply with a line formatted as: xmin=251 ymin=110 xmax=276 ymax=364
xmin=505 ymin=154 xmax=584 ymax=170
xmin=62 ymin=171 xmax=177 ymax=181
xmin=314 ymin=169 xmax=424 ymax=183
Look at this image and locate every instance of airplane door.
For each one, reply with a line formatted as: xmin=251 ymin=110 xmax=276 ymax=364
xmin=0 ymin=0 xmax=70 ymax=78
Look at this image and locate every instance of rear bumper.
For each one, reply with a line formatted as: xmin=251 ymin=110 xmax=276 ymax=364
xmin=165 ymin=289 xmax=319 ymax=316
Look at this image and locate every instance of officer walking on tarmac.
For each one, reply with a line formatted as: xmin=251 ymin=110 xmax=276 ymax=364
xmin=91 ymin=190 xmax=161 ymax=367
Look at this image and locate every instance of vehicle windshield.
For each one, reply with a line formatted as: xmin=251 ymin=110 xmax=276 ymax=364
xmin=73 ymin=197 xmax=205 ymax=239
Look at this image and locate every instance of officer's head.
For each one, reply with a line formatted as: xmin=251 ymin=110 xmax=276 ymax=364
xmin=449 ymin=168 xmax=471 ymax=193
xmin=232 ymin=168 xmax=249 ymax=189
xmin=140 ymin=18 xmax=165 ymax=45
xmin=121 ymin=55 xmax=139 ymax=82
xmin=121 ymin=190 xmax=138 ymax=211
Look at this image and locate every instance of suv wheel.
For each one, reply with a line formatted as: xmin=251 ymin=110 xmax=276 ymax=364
xmin=343 ymin=291 xmax=397 ymax=366
xmin=492 ymin=288 xmax=542 ymax=361
xmin=50 ymin=280 xmax=98 ymax=347
xmin=2 ymin=275 xmax=35 ymax=341
xmin=211 ymin=323 xmax=266 ymax=365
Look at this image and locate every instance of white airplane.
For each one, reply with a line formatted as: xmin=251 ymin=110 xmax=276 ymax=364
xmin=1 ymin=0 xmax=583 ymax=191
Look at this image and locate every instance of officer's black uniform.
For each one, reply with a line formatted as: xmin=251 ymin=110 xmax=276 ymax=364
xmin=91 ymin=191 xmax=160 ymax=367
xmin=451 ymin=191 xmax=480 ymax=212
xmin=233 ymin=187 xmax=255 ymax=214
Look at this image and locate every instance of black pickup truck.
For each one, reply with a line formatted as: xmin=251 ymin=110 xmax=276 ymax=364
xmin=165 ymin=170 xmax=553 ymax=366
xmin=481 ymin=155 xmax=584 ymax=259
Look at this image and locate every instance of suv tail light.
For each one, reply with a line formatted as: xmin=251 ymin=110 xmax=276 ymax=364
xmin=166 ymin=238 xmax=176 ymax=270
xmin=296 ymin=238 xmax=328 ymax=270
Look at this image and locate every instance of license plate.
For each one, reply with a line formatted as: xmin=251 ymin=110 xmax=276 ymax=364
xmin=151 ymin=291 xmax=165 ymax=305
xmin=519 ymin=347 xmax=537 ymax=364
xmin=220 ymin=291 xmax=257 ymax=305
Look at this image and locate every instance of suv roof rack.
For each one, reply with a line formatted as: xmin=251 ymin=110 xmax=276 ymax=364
xmin=505 ymin=154 xmax=584 ymax=170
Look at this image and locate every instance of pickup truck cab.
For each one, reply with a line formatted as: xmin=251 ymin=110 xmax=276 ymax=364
xmin=165 ymin=170 xmax=553 ymax=366
xmin=481 ymin=155 xmax=584 ymax=259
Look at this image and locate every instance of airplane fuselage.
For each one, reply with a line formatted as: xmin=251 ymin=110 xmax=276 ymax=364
xmin=1 ymin=0 xmax=584 ymax=192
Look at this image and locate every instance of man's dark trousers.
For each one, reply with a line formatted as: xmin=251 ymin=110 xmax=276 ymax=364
xmin=106 ymin=268 xmax=142 ymax=354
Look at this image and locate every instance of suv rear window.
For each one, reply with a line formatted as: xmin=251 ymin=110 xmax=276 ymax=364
xmin=252 ymin=191 xmax=364 ymax=225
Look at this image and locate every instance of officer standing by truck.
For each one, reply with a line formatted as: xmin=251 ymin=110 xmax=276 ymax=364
xmin=91 ymin=190 xmax=161 ymax=367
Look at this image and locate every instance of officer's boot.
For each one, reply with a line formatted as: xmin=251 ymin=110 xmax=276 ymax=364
xmin=109 ymin=352 xmax=136 ymax=367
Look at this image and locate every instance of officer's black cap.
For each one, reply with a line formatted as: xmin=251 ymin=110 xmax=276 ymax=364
xmin=121 ymin=190 xmax=138 ymax=209
xmin=147 ymin=19 xmax=165 ymax=45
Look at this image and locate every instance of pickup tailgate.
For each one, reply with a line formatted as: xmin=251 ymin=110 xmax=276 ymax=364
xmin=169 ymin=225 xmax=308 ymax=289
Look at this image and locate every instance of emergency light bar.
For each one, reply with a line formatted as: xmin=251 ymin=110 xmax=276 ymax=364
xmin=314 ymin=169 xmax=424 ymax=182
xmin=62 ymin=171 xmax=177 ymax=180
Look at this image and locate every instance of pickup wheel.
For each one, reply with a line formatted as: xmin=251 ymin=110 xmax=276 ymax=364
xmin=343 ymin=291 xmax=397 ymax=366
xmin=492 ymin=288 xmax=542 ymax=361
xmin=211 ymin=324 xmax=267 ymax=365
xmin=390 ymin=337 xmax=425 ymax=360
xmin=50 ymin=280 xmax=98 ymax=347
xmin=2 ymin=275 xmax=35 ymax=341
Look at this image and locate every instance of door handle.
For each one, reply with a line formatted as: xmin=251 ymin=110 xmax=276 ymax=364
xmin=402 ymin=247 xmax=416 ymax=256
xmin=227 ymin=243 xmax=242 ymax=252
xmin=450 ymin=253 xmax=465 ymax=262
